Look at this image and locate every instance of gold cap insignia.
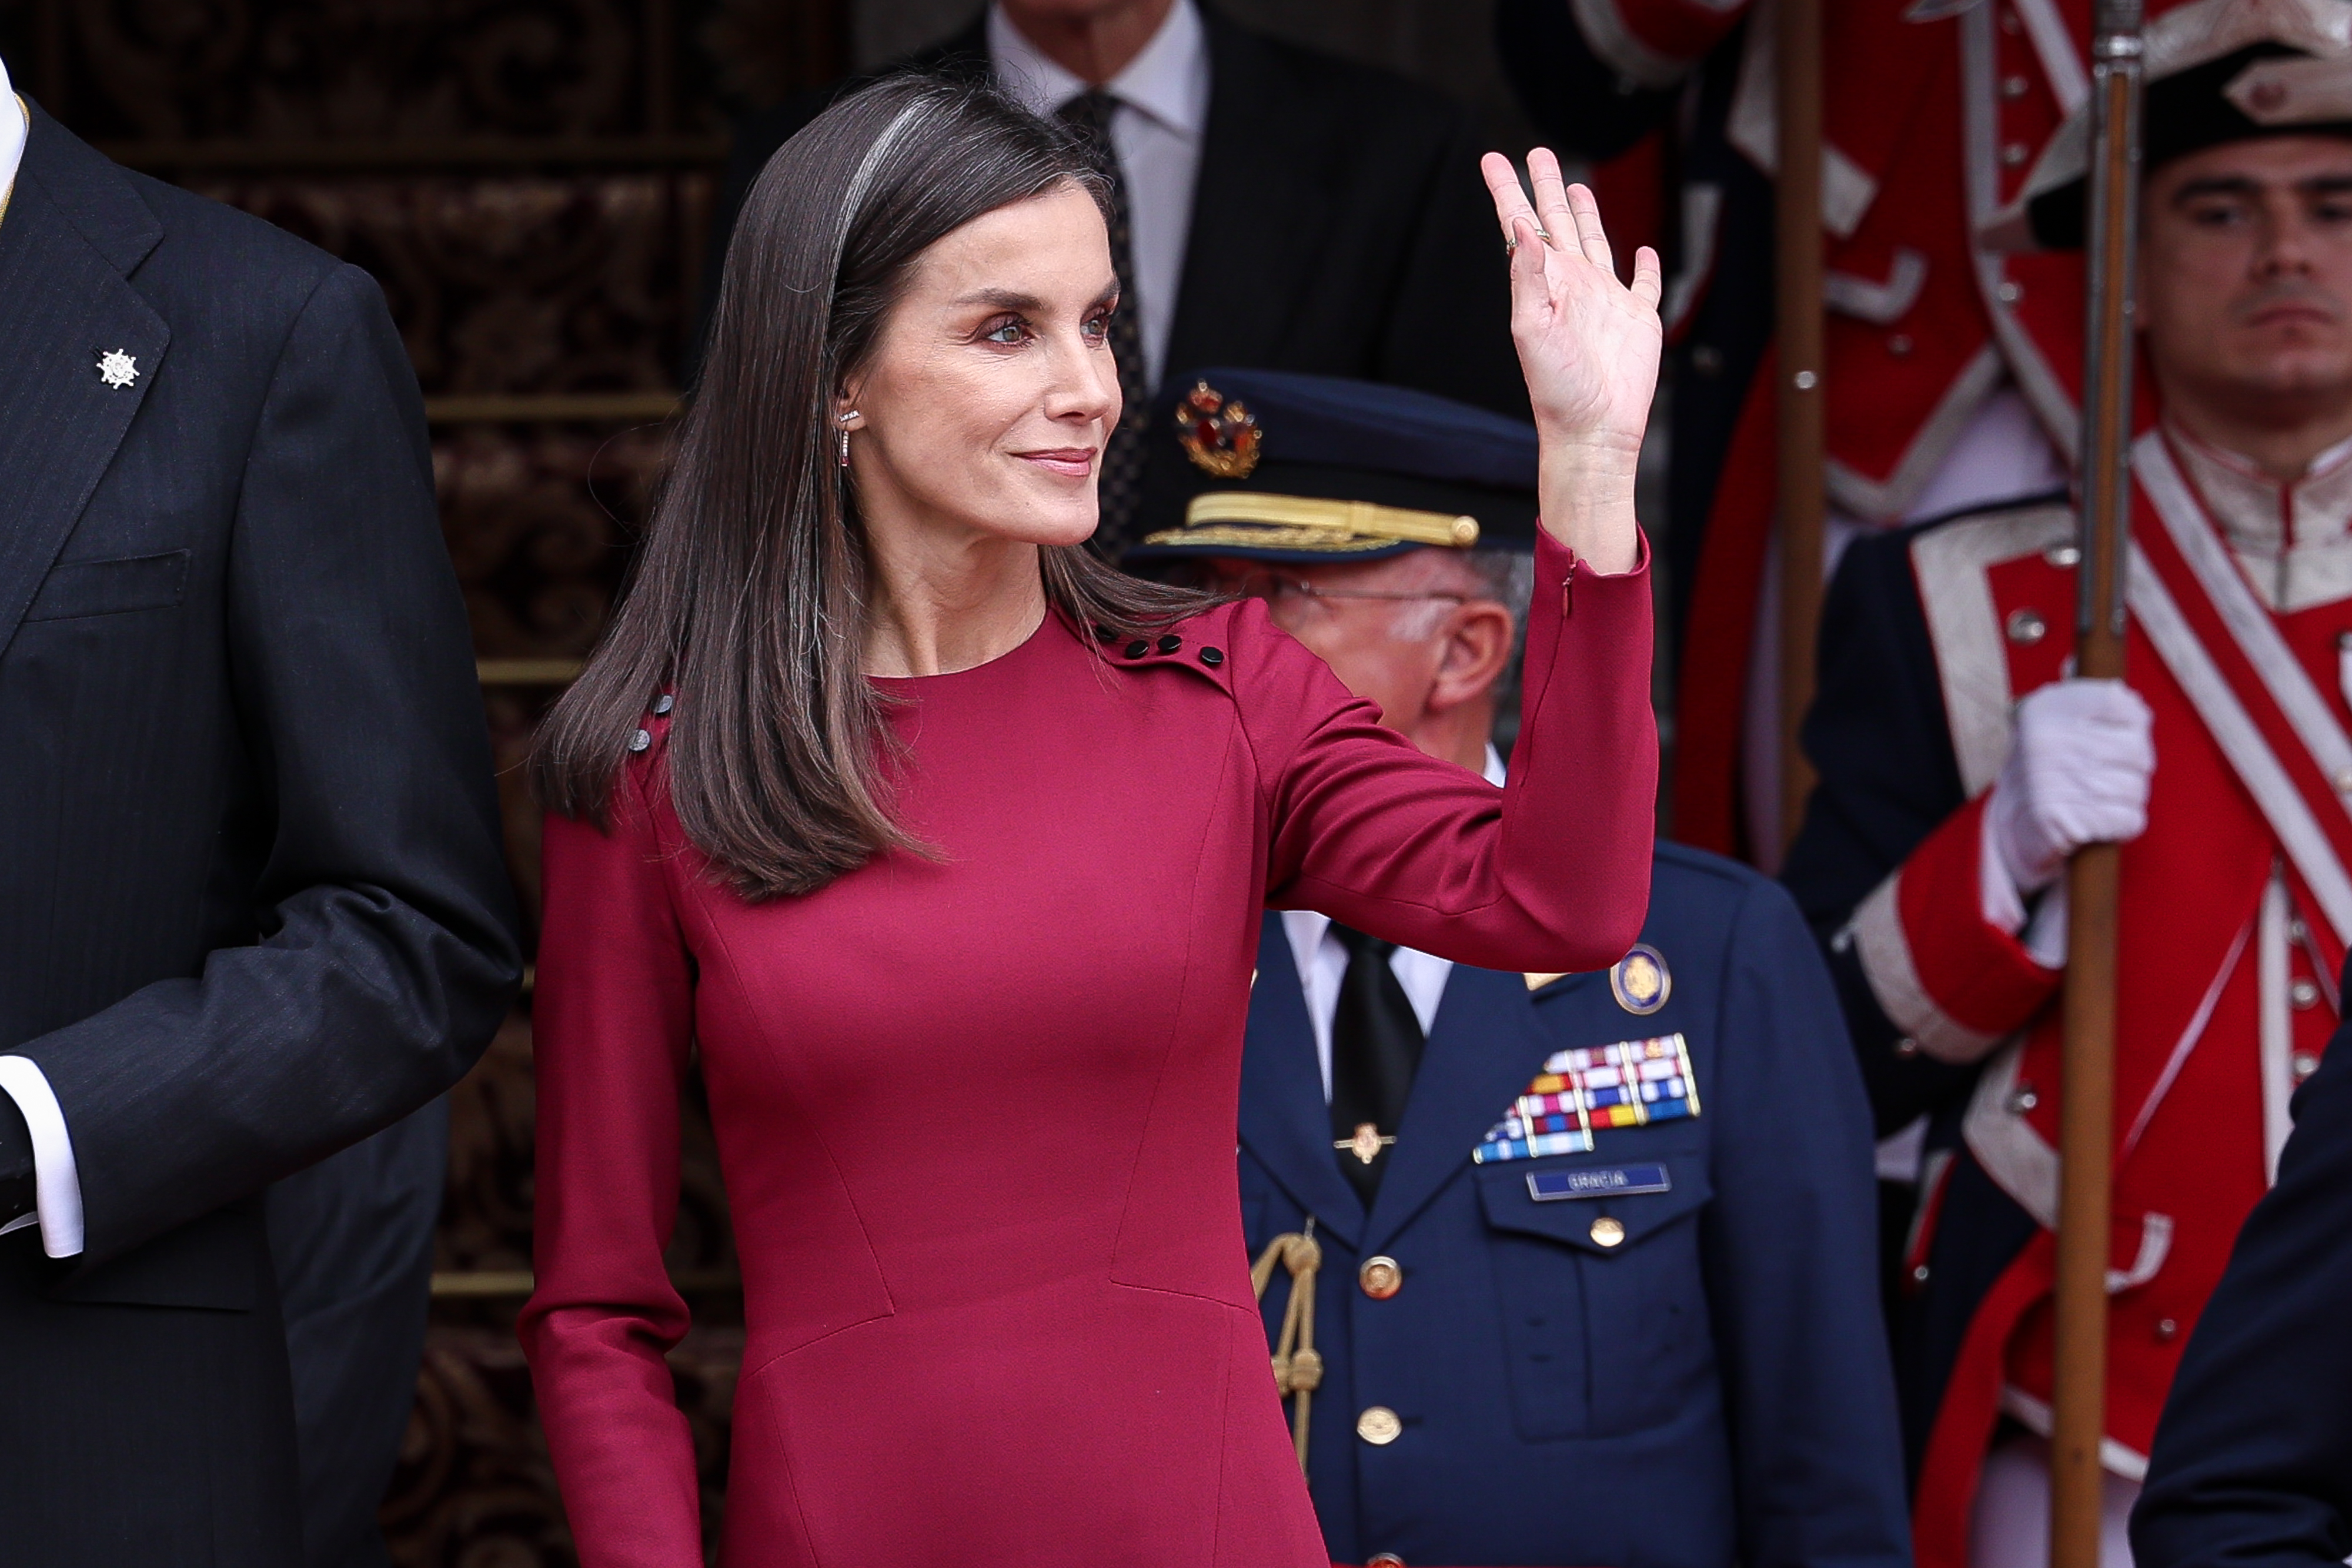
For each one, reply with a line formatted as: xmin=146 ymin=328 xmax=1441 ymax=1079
xmin=1609 ymin=944 xmax=1671 ymax=1016
xmin=1177 ymin=380 xmax=1262 ymax=479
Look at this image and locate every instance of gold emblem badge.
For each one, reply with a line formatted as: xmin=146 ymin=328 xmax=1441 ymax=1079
xmin=1175 ymin=380 xmax=1262 ymax=479
xmin=1335 ymin=1121 xmax=1395 ymax=1165
xmin=1609 ymin=944 xmax=1671 ymax=1016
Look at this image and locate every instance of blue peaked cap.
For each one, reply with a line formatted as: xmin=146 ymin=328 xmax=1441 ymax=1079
xmin=1129 ymin=368 xmax=1542 ymax=564
xmin=1185 ymin=368 xmax=1539 ymax=491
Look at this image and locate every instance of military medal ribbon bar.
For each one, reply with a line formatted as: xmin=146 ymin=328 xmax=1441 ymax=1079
xmin=1472 ymin=1034 xmax=1699 ymax=1164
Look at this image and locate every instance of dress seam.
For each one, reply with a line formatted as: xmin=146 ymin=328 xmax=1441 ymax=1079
xmin=1284 ymin=873 xmax=1506 ymax=921
xmin=1104 ymin=724 xmax=1236 ymax=1289
xmin=661 ymin=784 xmax=903 ymax=1346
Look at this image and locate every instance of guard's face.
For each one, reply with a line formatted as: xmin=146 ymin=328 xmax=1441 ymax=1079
xmin=841 ymin=183 xmax=1121 ymax=553
xmin=2139 ymin=136 xmax=2352 ymax=424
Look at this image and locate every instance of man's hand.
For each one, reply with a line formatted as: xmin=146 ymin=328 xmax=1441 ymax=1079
xmin=1987 ymin=679 xmax=2156 ymax=896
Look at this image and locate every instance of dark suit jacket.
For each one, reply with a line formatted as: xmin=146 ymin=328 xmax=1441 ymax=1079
xmin=1240 ymin=847 xmax=1910 ymax=1568
xmin=268 ymin=1101 xmax=449 ymax=1568
xmin=0 ymin=104 xmax=521 ymax=1563
xmin=2131 ymin=992 xmax=2352 ymax=1568
xmin=700 ymin=8 xmax=1526 ymax=537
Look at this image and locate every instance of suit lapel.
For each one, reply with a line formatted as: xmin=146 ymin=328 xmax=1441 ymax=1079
xmin=1161 ymin=12 xmax=1332 ymax=385
xmin=1238 ymin=912 xmax=1364 ymax=1248
xmin=1362 ymin=965 xmax=1553 ymax=1253
xmin=0 ymin=108 xmax=166 ymax=661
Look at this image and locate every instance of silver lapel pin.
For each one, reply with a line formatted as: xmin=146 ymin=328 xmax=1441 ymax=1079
xmin=95 ymin=349 xmax=139 ymax=389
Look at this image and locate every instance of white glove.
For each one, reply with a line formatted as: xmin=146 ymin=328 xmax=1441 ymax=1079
xmin=1985 ymin=678 xmax=2155 ymax=898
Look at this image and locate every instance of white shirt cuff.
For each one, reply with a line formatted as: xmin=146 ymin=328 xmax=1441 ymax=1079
xmin=1979 ymin=803 xmax=2029 ymax=935
xmin=2021 ymin=879 xmax=2070 ymax=970
xmin=0 ymin=1057 xmax=85 ymax=1258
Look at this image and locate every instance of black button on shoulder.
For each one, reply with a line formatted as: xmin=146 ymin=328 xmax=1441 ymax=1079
xmin=1157 ymin=634 xmax=1182 ymax=654
xmin=1094 ymin=624 xmax=1117 ymax=643
xmin=1199 ymin=647 xmax=1224 ymax=667
xmin=1124 ymin=640 xmax=1150 ymax=659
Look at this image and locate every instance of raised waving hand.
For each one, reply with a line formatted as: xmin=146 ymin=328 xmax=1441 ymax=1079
xmin=1481 ymin=148 xmax=1662 ymax=575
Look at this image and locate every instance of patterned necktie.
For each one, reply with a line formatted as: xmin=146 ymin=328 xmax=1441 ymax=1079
xmin=1328 ymin=925 xmax=1428 ymax=1203
xmin=1057 ymin=89 xmax=1151 ymax=553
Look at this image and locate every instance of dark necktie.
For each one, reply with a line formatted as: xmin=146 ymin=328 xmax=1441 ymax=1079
xmin=1057 ymin=89 xmax=1150 ymax=553
xmin=1328 ymin=925 xmax=1427 ymax=1203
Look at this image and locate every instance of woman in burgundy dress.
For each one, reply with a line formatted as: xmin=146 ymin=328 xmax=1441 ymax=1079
xmin=522 ymin=74 xmax=1663 ymax=1567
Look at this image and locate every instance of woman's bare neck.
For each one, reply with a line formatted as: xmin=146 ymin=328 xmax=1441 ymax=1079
xmin=861 ymin=529 xmax=1050 ymax=678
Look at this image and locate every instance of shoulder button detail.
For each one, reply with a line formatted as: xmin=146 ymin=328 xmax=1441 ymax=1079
xmin=1157 ymin=633 xmax=1182 ymax=654
xmin=1093 ymin=624 xmax=1117 ymax=643
xmin=651 ymin=693 xmax=674 ymax=716
xmin=1124 ymin=639 xmax=1150 ymax=660
xmin=628 ymin=728 xmax=652 ymax=753
xmin=1199 ymin=646 xmax=1224 ymax=667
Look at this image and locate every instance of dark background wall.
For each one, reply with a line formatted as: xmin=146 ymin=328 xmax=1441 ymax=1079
xmin=0 ymin=2 xmax=1533 ymax=1562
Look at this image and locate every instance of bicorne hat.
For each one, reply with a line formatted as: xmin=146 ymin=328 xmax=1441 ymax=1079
xmin=2020 ymin=0 xmax=2352 ymax=246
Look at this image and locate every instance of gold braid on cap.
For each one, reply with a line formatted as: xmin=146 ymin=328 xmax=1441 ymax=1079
xmin=1148 ymin=491 xmax=1481 ymax=551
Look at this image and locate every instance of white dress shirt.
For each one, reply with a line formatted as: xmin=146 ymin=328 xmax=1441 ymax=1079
xmin=0 ymin=55 xmax=25 ymax=209
xmin=987 ymin=0 xmax=1210 ymax=390
xmin=1282 ymin=747 xmax=1508 ymax=1101
xmin=0 ymin=61 xmax=89 ymax=1259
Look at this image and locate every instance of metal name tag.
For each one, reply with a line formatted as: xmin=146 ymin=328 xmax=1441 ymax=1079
xmin=1528 ymin=1164 xmax=1672 ymax=1202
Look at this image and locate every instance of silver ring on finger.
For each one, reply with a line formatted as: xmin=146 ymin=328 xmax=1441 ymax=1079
xmin=1505 ymin=235 xmax=1519 ymax=255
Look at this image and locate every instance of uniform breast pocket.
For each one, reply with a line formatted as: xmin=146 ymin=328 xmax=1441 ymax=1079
xmin=23 ymin=550 xmax=192 ymax=623
xmin=1475 ymin=1152 xmax=1713 ymax=1440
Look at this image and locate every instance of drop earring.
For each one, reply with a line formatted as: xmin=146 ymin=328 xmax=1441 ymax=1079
xmin=837 ymin=410 xmax=859 ymax=469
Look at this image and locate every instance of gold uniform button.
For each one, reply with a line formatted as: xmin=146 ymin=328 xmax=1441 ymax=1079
xmin=1357 ymin=1405 xmax=1404 ymax=1445
xmin=1589 ymin=1216 xmax=1627 ymax=1248
xmin=1359 ymin=1255 xmax=1403 ymax=1299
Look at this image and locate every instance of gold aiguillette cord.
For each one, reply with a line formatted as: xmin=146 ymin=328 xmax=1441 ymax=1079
xmin=1250 ymin=1216 xmax=1322 ymax=1472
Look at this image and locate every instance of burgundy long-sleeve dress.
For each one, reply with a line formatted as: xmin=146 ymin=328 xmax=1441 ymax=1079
xmin=521 ymin=530 xmax=1656 ymax=1567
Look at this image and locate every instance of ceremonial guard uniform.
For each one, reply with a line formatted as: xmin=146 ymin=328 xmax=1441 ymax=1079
xmin=1134 ymin=371 xmax=1909 ymax=1568
xmin=1783 ymin=8 xmax=2352 ymax=1562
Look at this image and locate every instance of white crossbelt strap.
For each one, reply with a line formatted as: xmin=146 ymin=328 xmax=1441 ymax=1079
xmin=2130 ymin=435 xmax=2352 ymax=948
xmin=2259 ymin=868 xmax=2296 ymax=1183
xmin=2137 ymin=439 xmax=2352 ymax=803
xmin=2125 ymin=550 xmax=2352 ymax=946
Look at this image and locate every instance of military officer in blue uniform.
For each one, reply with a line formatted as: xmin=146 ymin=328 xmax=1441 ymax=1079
xmin=1131 ymin=369 xmax=1912 ymax=1568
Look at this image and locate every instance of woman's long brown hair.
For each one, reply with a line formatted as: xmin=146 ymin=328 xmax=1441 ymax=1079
xmin=534 ymin=75 xmax=1204 ymax=898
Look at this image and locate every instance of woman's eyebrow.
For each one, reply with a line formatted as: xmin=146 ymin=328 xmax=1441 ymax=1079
xmin=952 ymin=287 xmax=1045 ymax=310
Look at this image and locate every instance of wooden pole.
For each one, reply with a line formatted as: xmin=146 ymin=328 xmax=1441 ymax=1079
xmin=2052 ymin=4 xmax=2143 ymax=1566
xmin=1776 ymin=0 xmax=1828 ymax=853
